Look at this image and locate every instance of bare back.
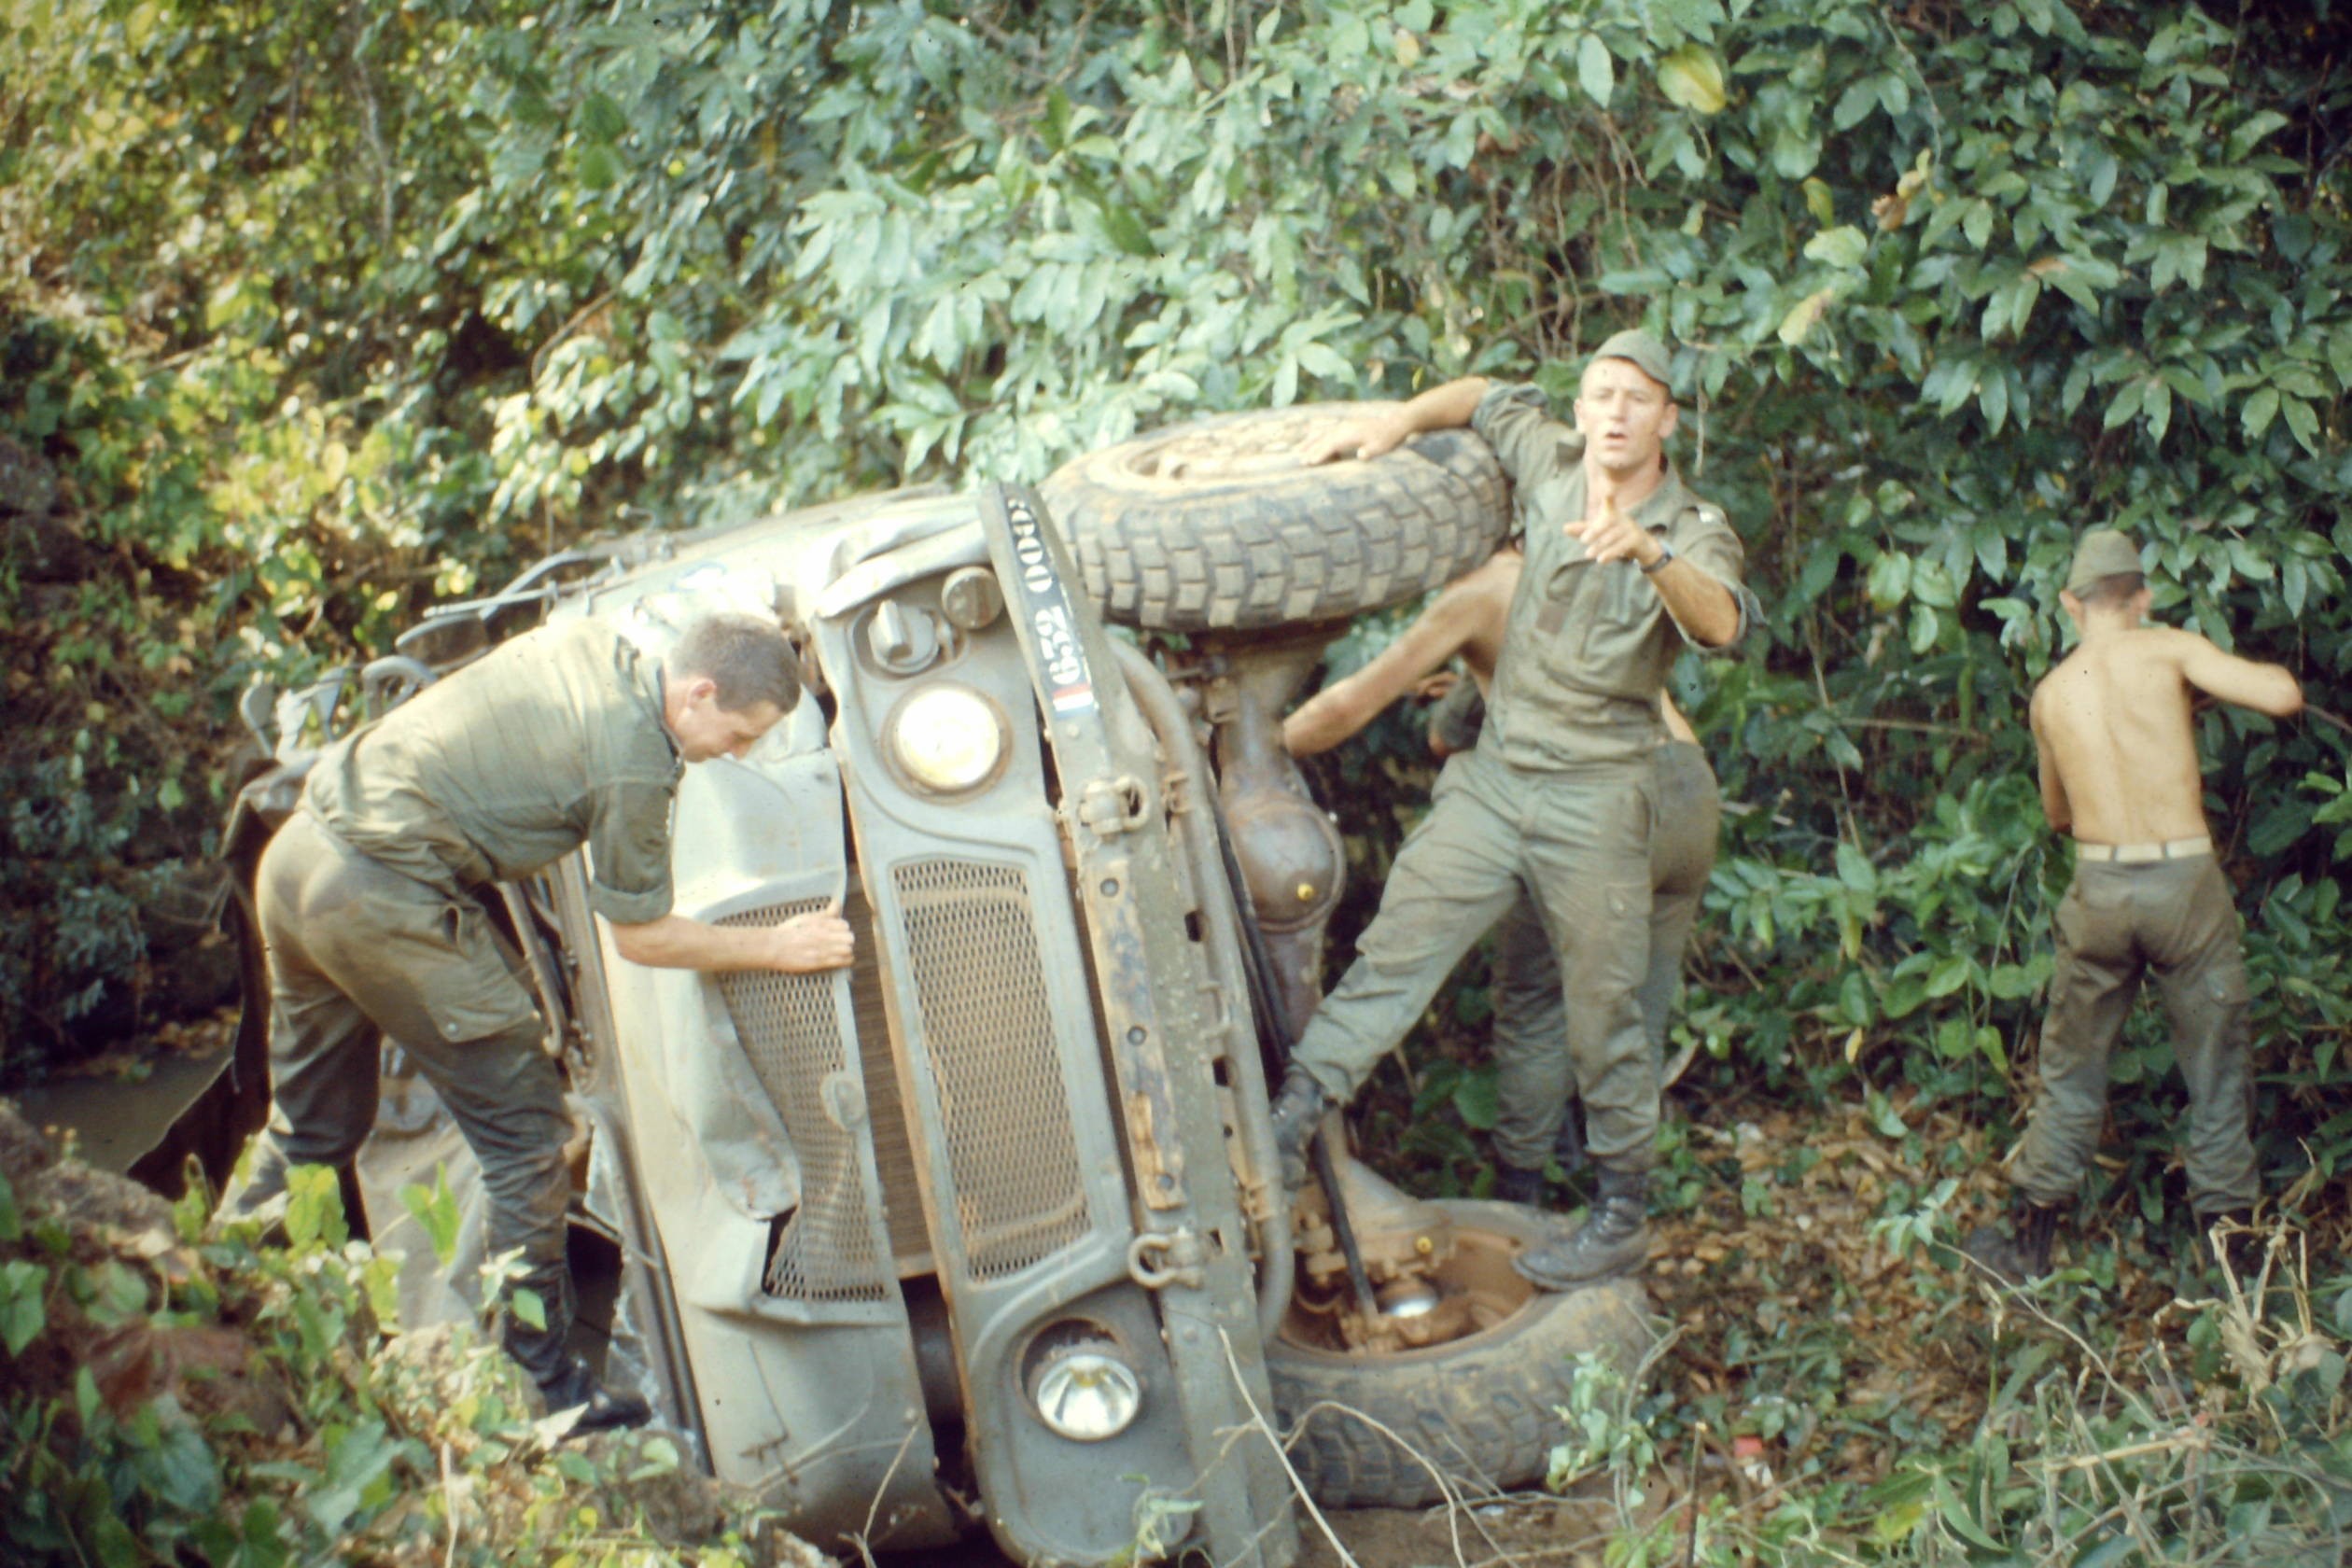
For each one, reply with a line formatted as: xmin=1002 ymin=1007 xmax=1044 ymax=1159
xmin=2032 ymin=630 xmax=2210 ymax=844
xmin=2031 ymin=621 xmax=2302 ymax=845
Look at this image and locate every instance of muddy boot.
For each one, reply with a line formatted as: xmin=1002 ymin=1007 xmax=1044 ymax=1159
xmin=1267 ymin=1069 xmax=1333 ymax=1197
xmin=1514 ymin=1166 xmax=1649 ymax=1290
xmin=1492 ymin=1163 xmax=1546 ymax=1206
xmin=501 ymin=1263 xmax=651 ymax=1433
xmin=1961 ymin=1198 xmax=2061 ymax=1285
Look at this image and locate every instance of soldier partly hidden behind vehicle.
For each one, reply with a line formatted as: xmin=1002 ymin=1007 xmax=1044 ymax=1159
xmin=1281 ymin=546 xmax=1723 ymax=1204
xmin=1269 ymin=328 xmax=1758 ymax=1290
xmin=1965 ymin=529 xmax=2303 ymax=1284
xmin=219 ymin=612 xmax=856 ymax=1429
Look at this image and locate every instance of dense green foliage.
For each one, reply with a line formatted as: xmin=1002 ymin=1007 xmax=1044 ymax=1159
xmin=2 ymin=1 xmax=2345 ymax=1187
xmin=0 ymin=1138 xmax=782 ymax=1567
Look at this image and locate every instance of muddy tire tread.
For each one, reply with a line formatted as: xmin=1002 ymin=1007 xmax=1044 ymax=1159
xmin=1267 ymin=1201 xmax=1655 ymax=1510
xmin=1043 ymin=408 xmax=1512 ymax=633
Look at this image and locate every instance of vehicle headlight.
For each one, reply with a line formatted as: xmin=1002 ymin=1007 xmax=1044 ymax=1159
xmin=1029 ymin=1340 xmax=1143 ymax=1442
xmin=889 ymin=684 xmax=1006 ymax=794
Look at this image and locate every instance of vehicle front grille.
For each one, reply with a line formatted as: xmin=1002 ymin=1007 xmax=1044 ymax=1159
xmin=891 ymin=858 xmax=1089 ymax=1281
xmin=718 ymin=899 xmax=890 ymax=1304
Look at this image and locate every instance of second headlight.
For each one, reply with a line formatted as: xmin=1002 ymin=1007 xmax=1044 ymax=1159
xmin=888 ymin=683 xmax=1009 ymax=795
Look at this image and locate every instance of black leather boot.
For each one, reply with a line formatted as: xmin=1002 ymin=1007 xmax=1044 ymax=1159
xmin=1962 ymin=1197 xmax=2062 ymax=1284
xmin=1514 ymin=1165 xmax=1649 ymax=1289
xmin=1267 ymin=1069 xmax=1334 ymax=1196
xmin=500 ymin=1262 xmax=651 ymax=1433
xmin=538 ymin=1356 xmax=653 ymax=1435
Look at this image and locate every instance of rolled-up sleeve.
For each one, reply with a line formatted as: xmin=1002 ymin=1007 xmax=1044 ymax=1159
xmin=586 ymin=778 xmax=677 ymax=925
xmin=1663 ymin=508 xmax=1757 ymax=650
xmin=1471 ymin=382 xmax=1584 ymax=488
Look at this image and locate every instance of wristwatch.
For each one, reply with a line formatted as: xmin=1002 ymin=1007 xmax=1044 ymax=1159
xmin=1639 ymin=543 xmax=1676 ymax=575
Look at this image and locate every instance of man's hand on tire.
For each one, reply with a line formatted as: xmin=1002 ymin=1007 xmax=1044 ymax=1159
xmin=1297 ymin=409 xmax=1413 ymax=466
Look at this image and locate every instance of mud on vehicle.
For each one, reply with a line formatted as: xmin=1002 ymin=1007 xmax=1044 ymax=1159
xmin=206 ymin=409 xmax=1657 ymax=1566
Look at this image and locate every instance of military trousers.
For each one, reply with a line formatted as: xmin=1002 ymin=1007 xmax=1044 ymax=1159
xmin=1491 ymin=740 xmax=1719 ymax=1170
xmin=1290 ymin=747 xmax=1659 ymax=1170
xmin=230 ymin=809 xmax=576 ymax=1376
xmin=2009 ymin=854 xmax=2259 ymax=1216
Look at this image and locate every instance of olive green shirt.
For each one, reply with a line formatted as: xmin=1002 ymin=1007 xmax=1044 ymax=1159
xmin=305 ymin=621 xmax=683 ymax=924
xmin=1472 ymin=382 xmax=1752 ymax=769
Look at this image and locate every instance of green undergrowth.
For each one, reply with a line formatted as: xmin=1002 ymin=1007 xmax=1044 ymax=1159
xmin=1606 ymin=1237 xmax=2352 ymax=1568
xmin=0 ymin=1126 xmax=800 ymax=1568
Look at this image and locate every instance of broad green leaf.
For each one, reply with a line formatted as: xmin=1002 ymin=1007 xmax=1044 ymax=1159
xmin=1832 ymin=78 xmax=1878 ymax=130
xmin=2242 ymin=385 xmax=2280 ymax=439
xmin=284 ymin=1165 xmax=348 ymax=1251
xmin=1962 ymin=199 xmax=1995 ymax=250
xmin=1657 ymin=46 xmax=1727 ymax=114
xmin=1803 ymin=178 xmax=1835 ymax=223
xmin=399 ymin=1165 xmax=463 ymax=1267
xmin=2280 ymin=393 xmax=2320 ymax=454
xmin=2102 ymin=376 xmax=2148 ymax=430
xmin=1976 ymin=1028 xmax=2009 ymax=1073
xmin=575 ymin=142 xmax=620 ymax=190
xmin=2226 ymin=109 xmax=2290 ymax=159
xmin=1867 ymin=551 xmax=1912 ymax=609
xmin=1778 ymin=287 xmax=1838 ymax=345
xmin=1097 ymin=203 xmax=1156 ymax=259
xmin=1 ymin=1260 xmax=46 ymax=1355
xmin=1804 ymin=225 xmax=1868 ymax=270
xmin=577 ymin=92 xmax=626 ymax=144
xmin=1577 ymin=35 xmax=1614 ymax=105
xmin=1911 ymin=558 xmax=1956 ymax=609
xmin=1451 ymin=1066 xmax=1499 ymax=1131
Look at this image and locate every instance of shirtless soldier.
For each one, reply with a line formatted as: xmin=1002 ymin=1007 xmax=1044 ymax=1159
xmin=1965 ymin=529 xmax=2303 ymax=1281
xmin=1282 ymin=550 xmax=1721 ymax=1201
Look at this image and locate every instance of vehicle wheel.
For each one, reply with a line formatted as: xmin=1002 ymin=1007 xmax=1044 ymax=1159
xmin=1041 ymin=404 xmax=1512 ymax=633
xmin=1267 ymin=1199 xmax=1656 ymax=1508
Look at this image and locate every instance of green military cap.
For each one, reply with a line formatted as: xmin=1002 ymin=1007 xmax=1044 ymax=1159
xmin=2065 ymin=528 xmax=2144 ymax=593
xmin=1591 ymin=328 xmax=1674 ymax=391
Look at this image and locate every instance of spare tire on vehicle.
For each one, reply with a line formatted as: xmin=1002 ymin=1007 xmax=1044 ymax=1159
xmin=1267 ymin=1200 xmax=1657 ymax=1509
xmin=1041 ymin=404 xmax=1513 ymax=633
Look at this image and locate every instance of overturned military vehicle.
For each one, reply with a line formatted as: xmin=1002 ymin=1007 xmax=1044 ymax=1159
xmin=211 ymin=408 xmax=1657 ymax=1566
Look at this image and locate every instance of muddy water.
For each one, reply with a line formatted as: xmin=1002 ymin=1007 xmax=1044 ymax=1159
xmin=10 ymin=1043 xmax=235 ymax=1177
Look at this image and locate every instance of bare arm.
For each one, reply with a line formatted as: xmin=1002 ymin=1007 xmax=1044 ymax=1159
xmin=2029 ymin=689 xmax=2072 ymax=833
xmin=1643 ymin=555 xmax=1742 ymax=648
xmin=1298 ymin=377 xmax=1492 ymax=466
xmin=609 ymin=903 xmax=855 ymax=973
xmin=2176 ymin=634 xmax=2303 ymax=719
xmin=1286 ymin=592 xmax=1486 ymax=755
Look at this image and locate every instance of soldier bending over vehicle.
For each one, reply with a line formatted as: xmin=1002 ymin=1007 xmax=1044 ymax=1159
xmin=1271 ymin=329 xmax=1755 ymax=1290
xmin=223 ymin=613 xmax=855 ymax=1429
xmin=1282 ymin=550 xmax=1722 ymax=1204
xmin=1965 ymin=529 xmax=2303 ymax=1282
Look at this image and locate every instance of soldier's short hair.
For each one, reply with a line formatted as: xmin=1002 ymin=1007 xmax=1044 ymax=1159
xmin=2073 ymin=571 xmax=2146 ymax=609
xmin=669 ymin=613 xmax=800 ymax=714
